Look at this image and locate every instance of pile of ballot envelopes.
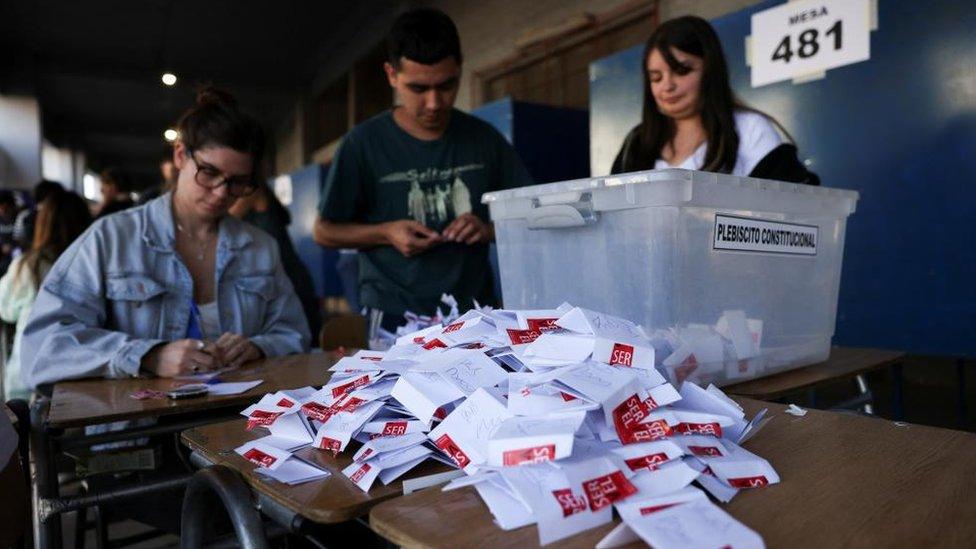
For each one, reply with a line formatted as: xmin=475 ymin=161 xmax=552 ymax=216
xmin=237 ymin=303 xmax=777 ymax=548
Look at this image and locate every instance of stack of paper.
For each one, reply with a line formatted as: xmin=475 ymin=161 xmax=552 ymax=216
xmin=232 ymin=302 xmax=778 ymax=547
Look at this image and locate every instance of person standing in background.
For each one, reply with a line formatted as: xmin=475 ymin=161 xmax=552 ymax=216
xmin=138 ymin=149 xmax=180 ymax=205
xmin=315 ymin=8 xmax=533 ymax=336
xmin=96 ymin=166 xmax=136 ymax=218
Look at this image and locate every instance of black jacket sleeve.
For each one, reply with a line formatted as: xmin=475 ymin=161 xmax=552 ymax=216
xmin=749 ymin=143 xmax=820 ymax=186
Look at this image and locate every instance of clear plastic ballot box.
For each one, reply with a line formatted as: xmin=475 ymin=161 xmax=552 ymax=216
xmin=483 ymin=169 xmax=859 ymax=386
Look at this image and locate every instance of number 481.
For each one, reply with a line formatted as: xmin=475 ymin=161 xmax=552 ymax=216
xmin=772 ymin=20 xmax=842 ymax=63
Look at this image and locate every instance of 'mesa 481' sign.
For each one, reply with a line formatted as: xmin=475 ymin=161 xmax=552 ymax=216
xmin=750 ymin=0 xmax=872 ymax=87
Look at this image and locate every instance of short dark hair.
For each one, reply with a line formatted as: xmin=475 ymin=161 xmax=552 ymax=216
xmin=100 ymin=167 xmax=132 ymax=193
xmin=176 ymin=86 xmax=265 ymax=168
xmin=0 ymin=190 xmax=15 ymax=207
xmin=387 ymin=8 xmax=462 ymax=68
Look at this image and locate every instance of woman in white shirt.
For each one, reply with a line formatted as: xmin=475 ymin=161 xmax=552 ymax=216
xmin=612 ymin=16 xmax=819 ymax=184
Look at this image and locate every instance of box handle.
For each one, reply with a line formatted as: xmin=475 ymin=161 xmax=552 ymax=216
xmin=527 ymin=192 xmax=598 ymax=230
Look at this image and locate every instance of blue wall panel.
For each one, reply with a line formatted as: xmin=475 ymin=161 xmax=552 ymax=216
xmin=589 ymin=0 xmax=976 ymax=357
xmin=281 ymin=163 xmax=342 ymax=298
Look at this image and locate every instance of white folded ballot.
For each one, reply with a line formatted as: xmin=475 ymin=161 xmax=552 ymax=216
xmin=228 ymin=301 xmax=779 ymax=544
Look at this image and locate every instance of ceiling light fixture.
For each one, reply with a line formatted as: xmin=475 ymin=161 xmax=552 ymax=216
xmin=164 ymin=129 xmax=179 ymax=142
xmin=161 ymin=73 xmax=177 ymax=86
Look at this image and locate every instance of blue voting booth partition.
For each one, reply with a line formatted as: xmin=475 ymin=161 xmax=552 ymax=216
xmin=472 ymin=97 xmax=591 ymax=304
xmin=589 ymin=0 xmax=976 ymax=357
xmin=277 ymin=163 xmax=344 ymax=301
xmin=472 ymin=97 xmax=590 ymax=184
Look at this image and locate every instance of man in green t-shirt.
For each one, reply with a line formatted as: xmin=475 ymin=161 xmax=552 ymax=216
xmin=315 ymin=8 xmax=533 ymax=332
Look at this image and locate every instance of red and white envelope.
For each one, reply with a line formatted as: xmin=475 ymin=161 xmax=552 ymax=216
xmin=640 ymin=409 xmax=737 ymax=438
xmin=515 ymin=309 xmax=565 ymax=332
xmin=672 ymin=434 xmax=729 ymax=458
xmin=395 ymin=323 xmax=444 ymax=347
xmin=342 ymin=460 xmax=382 ymax=492
xmin=255 ymin=456 xmax=330 ymax=485
xmin=609 ymin=439 xmax=684 ymax=473
xmin=523 ymin=332 xmax=596 ymax=364
xmin=486 ymin=411 xmax=586 ymax=466
xmin=596 ymin=486 xmax=708 ymax=548
xmin=234 ymin=439 xmax=292 ymax=471
xmin=353 ymin=432 xmax=427 ymax=463
xmin=412 ymin=348 xmax=508 ymax=396
xmin=320 ymin=371 xmax=386 ymax=401
xmin=359 ymin=419 xmax=429 ymax=436
xmin=558 ymin=362 xmax=637 ymax=406
xmin=437 ymin=314 xmax=499 ymax=347
xmin=427 ymin=388 xmax=511 ymax=473
xmin=313 ymin=400 xmax=385 ymax=454
xmin=507 ymin=371 xmax=598 ymax=416
xmin=592 ymin=338 xmax=655 ymax=370
xmin=327 ymin=356 xmax=385 ymax=374
xmin=609 ymin=496 xmax=764 ymax=549
xmin=390 ymin=371 xmax=466 ymax=425
xmin=626 ymin=459 xmax=700 ymax=497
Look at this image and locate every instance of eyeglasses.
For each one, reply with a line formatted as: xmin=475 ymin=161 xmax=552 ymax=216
xmin=187 ymin=147 xmax=258 ymax=198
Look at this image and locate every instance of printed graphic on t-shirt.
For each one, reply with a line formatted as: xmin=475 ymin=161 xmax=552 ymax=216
xmin=380 ymin=164 xmax=481 ymax=226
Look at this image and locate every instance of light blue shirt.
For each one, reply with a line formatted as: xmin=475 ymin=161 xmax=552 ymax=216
xmin=21 ymin=192 xmax=311 ymax=389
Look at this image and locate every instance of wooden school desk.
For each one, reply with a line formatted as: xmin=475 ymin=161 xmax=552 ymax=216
xmin=30 ymin=353 xmax=337 ymax=549
xmin=179 ymin=418 xmax=457 ymax=544
xmin=370 ymin=398 xmax=976 ymax=549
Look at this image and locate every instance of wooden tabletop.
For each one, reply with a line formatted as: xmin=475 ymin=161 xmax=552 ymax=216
xmin=370 ymin=398 xmax=976 ymax=549
xmin=181 ymin=418 xmax=453 ymax=524
xmin=724 ymin=346 xmax=905 ymax=400
xmin=47 ymin=353 xmax=338 ymax=429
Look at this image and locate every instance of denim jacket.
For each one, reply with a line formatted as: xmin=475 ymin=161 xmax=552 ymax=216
xmin=21 ymin=193 xmax=311 ymax=389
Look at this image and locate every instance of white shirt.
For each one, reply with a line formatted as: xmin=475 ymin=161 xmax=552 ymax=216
xmin=654 ymin=110 xmax=783 ymax=177
xmin=197 ymin=301 xmax=222 ymax=341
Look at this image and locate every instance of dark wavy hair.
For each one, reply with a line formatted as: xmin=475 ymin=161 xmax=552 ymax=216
xmin=626 ymin=16 xmax=790 ymax=173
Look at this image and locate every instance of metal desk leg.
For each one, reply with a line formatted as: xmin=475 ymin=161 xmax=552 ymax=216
xmin=855 ymin=374 xmax=874 ymax=414
xmin=891 ymin=362 xmax=905 ymax=421
xmin=30 ymin=398 xmax=62 ymax=549
xmin=958 ymin=358 xmax=967 ymax=429
xmin=181 ymin=465 xmax=269 ymax=549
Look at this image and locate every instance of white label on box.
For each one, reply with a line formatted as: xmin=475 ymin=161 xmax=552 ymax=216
xmin=713 ymin=214 xmax=818 ymax=256
xmin=750 ymin=0 xmax=871 ymax=87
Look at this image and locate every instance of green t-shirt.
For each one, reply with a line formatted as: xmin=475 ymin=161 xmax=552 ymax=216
xmin=319 ymin=108 xmax=534 ymax=316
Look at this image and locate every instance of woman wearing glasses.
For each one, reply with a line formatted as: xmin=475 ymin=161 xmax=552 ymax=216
xmin=21 ymin=87 xmax=310 ymax=388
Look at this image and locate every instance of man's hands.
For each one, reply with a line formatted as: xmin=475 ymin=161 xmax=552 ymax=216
xmin=381 ymin=214 xmax=492 ymax=257
xmin=442 ymin=213 xmax=492 ymax=245
xmin=141 ymin=333 xmax=264 ymax=377
xmin=382 ymin=220 xmax=442 ymax=257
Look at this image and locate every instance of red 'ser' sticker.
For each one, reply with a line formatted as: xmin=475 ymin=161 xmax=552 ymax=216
xmin=624 ymin=452 xmax=669 ymax=472
xmin=552 ymin=488 xmax=588 ymax=517
xmin=609 ymin=343 xmax=634 ymax=367
xmin=582 ymin=471 xmax=638 ymax=511
xmin=434 ymin=434 xmax=471 ymax=468
xmin=502 ymin=444 xmax=556 ymax=466
xmin=727 ymin=475 xmax=769 ymax=488
xmin=382 ymin=421 xmax=408 ymax=436
xmin=242 ymin=448 xmax=277 ymax=468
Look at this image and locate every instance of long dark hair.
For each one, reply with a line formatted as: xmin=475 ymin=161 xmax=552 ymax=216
xmin=17 ymin=190 xmax=92 ymax=290
xmin=627 ymin=16 xmax=789 ymax=173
